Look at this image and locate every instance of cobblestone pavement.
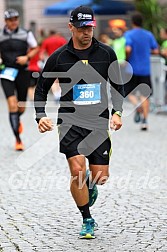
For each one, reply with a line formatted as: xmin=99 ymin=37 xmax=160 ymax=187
xmin=0 ymin=86 xmax=167 ymax=252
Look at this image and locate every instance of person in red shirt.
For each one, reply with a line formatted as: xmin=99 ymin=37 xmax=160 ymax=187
xmin=40 ymin=30 xmax=67 ymax=57
xmin=27 ymin=47 xmax=41 ymax=101
xmin=40 ymin=30 xmax=67 ymax=102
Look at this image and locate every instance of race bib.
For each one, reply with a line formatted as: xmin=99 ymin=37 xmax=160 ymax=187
xmin=73 ymin=83 xmax=101 ymax=105
xmin=0 ymin=67 xmax=18 ymax=81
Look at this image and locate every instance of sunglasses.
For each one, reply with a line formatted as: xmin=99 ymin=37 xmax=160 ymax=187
xmin=73 ymin=25 xmax=94 ymax=32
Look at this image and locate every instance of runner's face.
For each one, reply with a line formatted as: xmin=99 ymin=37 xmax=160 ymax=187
xmin=5 ymin=17 xmax=19 ymax=31
xmin=69 ymin=23 xmax=94 ymax=48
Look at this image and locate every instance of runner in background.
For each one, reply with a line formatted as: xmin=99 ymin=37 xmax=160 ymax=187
xmin=98 ymin=33 xmax=113 ymax=46
xmin=124 ymin=12 xmax=159 ymax=130
xmin=110 ymin=19 xmax=127 ymax=87
xmin=39 ymin=30 xmax=67 ymax=102
xmin=27 ymin=46 xmax=41 ymax=101
xmin=0 ymin=9 xmax=38 ymax=150
xmin=160 ymin=28 xmax=167 ymax=104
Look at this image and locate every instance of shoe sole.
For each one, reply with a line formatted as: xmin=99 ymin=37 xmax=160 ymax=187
xmin=15 ymin=148 xmax=24 ymax=151
xmin=15 ymin=147 xmax=24 ymax=151
xmin=141 ymin=128 xmax=148 ymax=131
xmin=15 ymin=143 xmax=24 ymax=151
xmin=79 ymin=233 xmax=95 ymax=239
xmin=141 ymin=125 xmax=148 ymax=131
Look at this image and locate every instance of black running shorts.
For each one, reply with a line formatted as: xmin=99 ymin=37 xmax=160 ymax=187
xmin=124 ymin=75 xmax=152 ymax=97
xmin=1 ymin=69 xmax=30 ymax=101
xmin=59 ymin=125 xmax=112 ymax=165
xmin=29 ymin=71 xmax=39 ymax=87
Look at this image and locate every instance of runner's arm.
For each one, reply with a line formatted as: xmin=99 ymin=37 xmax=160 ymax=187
xmin=16 ymin=31 xmax=39 ymax=65
xmin=34 ymin=54 xmax=57 ymax=123
xmin=108 ymin=49 xmax=124 ymax=114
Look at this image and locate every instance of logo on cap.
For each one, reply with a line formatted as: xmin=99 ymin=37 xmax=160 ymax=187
xmin=77 ymin=13 xmax=83 ymax=20
xmin=77 ymin=13 xmax=92 ymax=20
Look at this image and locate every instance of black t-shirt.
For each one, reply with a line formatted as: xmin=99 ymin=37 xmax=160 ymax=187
xmin=73 ymin=44 xmax=93 ymax=60
xmin=34 ymin=38 xmax=123 ymax=129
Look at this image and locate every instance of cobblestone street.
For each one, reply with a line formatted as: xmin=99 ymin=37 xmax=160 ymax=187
xmin=0 ymin=86 xmax=167 ymax=252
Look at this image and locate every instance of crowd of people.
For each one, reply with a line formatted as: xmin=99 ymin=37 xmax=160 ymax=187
xmin=0 ymin=7 xmax=166 ymax=150
xmin=98 ymin=16 xmax=167 ymax=130
xmin=99 ymin=15 xmax=167 ymax=131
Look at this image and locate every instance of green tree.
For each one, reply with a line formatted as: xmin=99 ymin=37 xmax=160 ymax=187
xmin=134 ymin=0 xmax=167 ymax=42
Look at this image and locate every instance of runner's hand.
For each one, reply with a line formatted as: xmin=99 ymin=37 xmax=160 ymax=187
xmin=16 ymin=55 xmax=29 ymax=65
xmin=110 ymin=114 xmax=122 ymax=131
xmin=38 ymin=117 xmax=54 ymax=133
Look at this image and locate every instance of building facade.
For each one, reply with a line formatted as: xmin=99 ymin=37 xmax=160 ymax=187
xmin=0 ymin=0 xmax=70 ymax=39
xmin=0 ymin=0 xmax=165 ymax=40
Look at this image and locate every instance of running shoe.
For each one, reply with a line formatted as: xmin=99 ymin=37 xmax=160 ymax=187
xmin=134 ymin=106 xmax=143 ymax=123
xmin=141 ymin=118 xmax=148 ymax=131
xmin=86 ymin=170 xmax=98 ymax=207
xmin=79 ymin=218 xmax=96 ymax=239
xmin=15 ymin=141 xmax=24 ymax=151
xmin=134 ymin=110 xmax=141 ymax=123
xmin=18 ymin=122 xmax=23 ymax=134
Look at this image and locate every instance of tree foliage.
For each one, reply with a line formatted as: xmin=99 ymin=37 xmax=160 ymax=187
xmin=134 ymin=0 xmax=167 ymax=41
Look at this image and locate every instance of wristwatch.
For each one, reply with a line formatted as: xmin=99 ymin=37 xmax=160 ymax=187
xmin=114 ymin=111 xmax=122 ymax=117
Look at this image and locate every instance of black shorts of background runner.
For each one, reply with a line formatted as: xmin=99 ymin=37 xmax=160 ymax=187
xmin=124 ymin=75 xmax=152 ymax=97
xmin=29 ymin=70 xmax=39 ymax=87
xmin=59 ymin=125 xmax=112 ymax=165
xmin=1 ymin=69 xmax=31 ymax=101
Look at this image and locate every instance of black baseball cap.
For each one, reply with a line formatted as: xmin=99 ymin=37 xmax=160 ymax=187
xmin=70 ymin=6 xmax=96 ymax=28
xmin=4 ymin=9 xmax=19 ymax=19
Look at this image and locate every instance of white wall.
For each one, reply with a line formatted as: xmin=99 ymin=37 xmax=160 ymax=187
xmin=0 ymin=1 xmax=5 ymax=28
xmin=24 ymin=0 xmax=71 ymax=39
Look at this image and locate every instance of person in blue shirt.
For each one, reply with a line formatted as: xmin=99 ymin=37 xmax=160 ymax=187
xmin=124 ymin=12 xmax=159 ymax=130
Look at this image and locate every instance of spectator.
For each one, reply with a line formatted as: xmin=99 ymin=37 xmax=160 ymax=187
xmin=37 ymin=28 xmax=47 ymax=45
xmin=98 ymin=33 xmax=112 ymax=46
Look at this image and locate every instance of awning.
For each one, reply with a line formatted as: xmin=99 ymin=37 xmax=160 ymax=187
xmin=44 ymin=0 xmax=135 ymax=16
xmin=44 ymin=0 xmax=92 ymax=15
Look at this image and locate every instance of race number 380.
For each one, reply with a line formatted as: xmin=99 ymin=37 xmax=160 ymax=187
xmin=73 ymin=83 xmax=101 ymax=105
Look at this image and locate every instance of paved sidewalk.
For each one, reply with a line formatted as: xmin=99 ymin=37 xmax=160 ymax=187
xmin=0 ymin=86 xmax=167 ymax=252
